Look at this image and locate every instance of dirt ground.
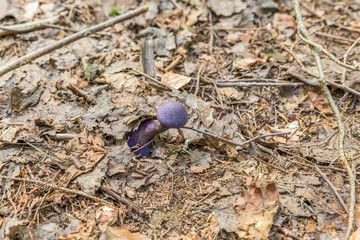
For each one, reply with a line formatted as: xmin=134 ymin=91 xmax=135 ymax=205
xmin=1 ymin=0 xmax=360 ymax=239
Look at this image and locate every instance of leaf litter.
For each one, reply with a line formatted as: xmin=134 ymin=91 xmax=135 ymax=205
xmin=0 ymin=0 xmax=360 ymax=239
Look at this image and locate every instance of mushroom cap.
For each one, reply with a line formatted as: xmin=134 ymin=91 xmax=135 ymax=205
xmin=156 ymin=101 xmax=188 ymax=128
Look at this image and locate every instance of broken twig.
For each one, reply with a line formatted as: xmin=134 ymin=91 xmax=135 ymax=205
xmin=292 ymin=0 xmax=356 ymax=238
xmin=0 ymin=6 xmax=148 ymax=77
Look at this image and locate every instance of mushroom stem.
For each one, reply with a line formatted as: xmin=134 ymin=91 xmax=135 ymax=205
xmin=126 ymin=101 xmax=188 ymax=157
xmin=138 ymin=119 xmax=168 ymax=143
xmin=126 ymin=119 xmax=168 ymax=157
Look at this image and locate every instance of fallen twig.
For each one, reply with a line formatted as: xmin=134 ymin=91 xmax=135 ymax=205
xmin=0 ymin=15 xmax=60 ymax=37
xmin=0 ymin=6 xmax=148 ymax=77
xmin=297 ymin=32 xmax=358 ymax=71
xmin=215 ymin=82 xmax=305 ymax=87
xmin=99 ymin=185 xmax=144 ymax=215
xmin=0 ymin=175 xmax=114 ymax=207
xmin=278 ymin=185 xmax=324 ymax=230
xmin=288 ymin=71 xmax=360 ymax=97
xmin=315 ymin=165 xmax=349 ymax=215
xmin=315 ymin=32 xmax=356 ymax=43
xmin=273 ymin=225 xmax=302 ymax=240
xmin=131 ymin=68 xmax=173 ymax=90
xmin=341 ymin=36 xmax=360 ymax=83
xmin=68 ymin=84 xmax=96 ymax=103
xmin=182 ymin=126 xmax=290 ymax=146
xmin=26 ymin=142 xmax=62 ymax=163
xmin=292 ymin=0 xmax=356 ymax=238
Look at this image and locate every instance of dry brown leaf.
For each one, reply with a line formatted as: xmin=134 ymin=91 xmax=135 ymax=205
xmin=218 ymin=87 xmax=244 ymax=101
xmin=63 ymin=131 xmax=107 ymax=183
xmin=273 ymin=13 xmax=296 ymax=37
xmin=185 ymin=9 xmax=202 ymax=26
xmin=0 ymin=125 xmax=21 ymax=143
xmin=0 ymin=120 xmax=41 ymax=143
xmin=167 ymin=231 xmax=202 ymax=240
xmin=96 ymin=206 xmax=118 ymax=232
xmin=190 ymin=151 xmax=211 ymax=173
xmin=308 ymin=89 xmax=333 ymax=114
xmin=234 ymin=183 xmax=279 ymax=239
xmin=58 ymin=218 xmax=96 ymax=240
xmin=104 ymin=227 xmax=150 ymax=240
xmin=207 ymin=0 xmax=246 ymax=17
xmin=214 ymin=182 xmax=279 ymax=239
xmin=161 ymin=72 xmax=191 ymax=89
xmin=350 ymin=226 xmax=360 ymax=240
xmin=233 ymin=56 xmax=264 ymax=70
xmin=306 ymin=223 xmax=317 ymax=231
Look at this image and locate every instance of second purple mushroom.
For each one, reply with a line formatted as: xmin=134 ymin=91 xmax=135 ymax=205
xmin=126 ymin=101 xmax=188 ymax=157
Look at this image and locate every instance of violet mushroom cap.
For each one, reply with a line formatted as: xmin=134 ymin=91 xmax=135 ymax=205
xmin=156 ymin=101 xmax=188 ymax=128
xmin=127 ymin=101 xmax=188 ymax=157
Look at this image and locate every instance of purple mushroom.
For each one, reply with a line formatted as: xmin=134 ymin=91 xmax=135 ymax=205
xmin=126 ymin=101 xmax=188 ymax=157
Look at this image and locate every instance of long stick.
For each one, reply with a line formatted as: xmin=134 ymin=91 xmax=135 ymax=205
xmin=292 ymin=1 xmax=356 ymax=238
xmin=0 ymin=15 xmax=60 ymax=37
xmin=0 ymin=6 xmax=148 ymax=77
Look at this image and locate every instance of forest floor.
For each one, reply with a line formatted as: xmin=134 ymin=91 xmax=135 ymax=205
xmin=1 ymin=0 xmax=360 ymax=239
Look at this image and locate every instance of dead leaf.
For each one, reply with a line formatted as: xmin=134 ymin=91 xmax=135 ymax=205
xmin=218 ymin=87 xmax=244 ymax=100
xmin=104 ymin=227 xmax=150 ymax=240
xmin=0 ymin=0 xmax=22 ymax=21
xmin=58 ymin=218 xmax=96 ymax=240
xmin=0 ymin=125 xmax=21 ymax=143
xmin=190 ymin=150 xmax=212 ymax=173
xmin=214 ymin=183 xmax=279 ymax=239
xmin=184 ymin=57 xmax=198 ymax=75
xmin=161 ymin=72 xmax=191 ymax=89
xmin=308 ymin=89 xmax=333 ymax=114
xmin=350 ymin=228 xmax=360 ymax=240
xmin=186 ymin=9 xmax=202 ymax=26
xmin=0 ymin=217 xmax=28 ymax=239
xmin=76 ymin=158 xmax=109 ymax=195
xmin=273 ymin=13 xmax=296 ymax=37
xmin=96 ymin=206 xmax=118 ymax=232
xmin=63 ymin=131 xmax=107 ymax=183
xmin=24 ymin=1 xmax=39 ymax=20
xmin=235 ymin=183 xmax=279 ymax=239
xmin=306 ymin=223 xmax=317 ymax=231
xmin=232 ymin=57 xmax=264 ymax=70
xmin=207 ymin=0 xmax=246 ymax=17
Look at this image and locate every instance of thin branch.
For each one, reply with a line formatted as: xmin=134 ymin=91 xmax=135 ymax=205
xmin=0 ymin=15 xmax=60 ymax=37
xmin=215 ymin=82 xmax=306 ymax=87
xmin=288 ymin=71 xmax=360 ymax=97
xmin=297 ymin=30 xmax=358 ymax=71
xmin=0 ymin=175 xmax=114 ymax=207
xmin=315 ymin=32 xmax=356 ymax=43
xmin=315 ymin=165 xmax=349 ymax=215
xmin=26 ymin=142 xmax=62 ymax=163
xmin=99 ymin=186 xmax=144 ymax=215
xmin=130 ymin=68 xmax=174 ymax=91
xmin=182 ymin=126 xmax=290 ymax=146
xmin=341 ymin=36 xmax=360 ymax=83
xmin=282 ymin=44 xmax=319 ymax=78
xmin=299 ymin=1 xmax=324 ymax=19
xmin=292 ymin=1 xmax=356 ymax=238
xmin=0 ymin=6 xmax=148 ymax=77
